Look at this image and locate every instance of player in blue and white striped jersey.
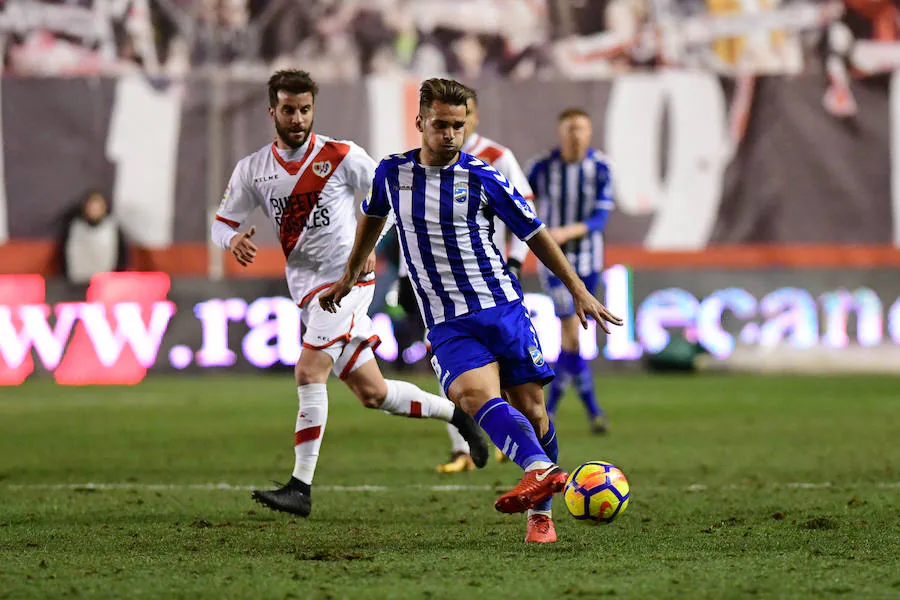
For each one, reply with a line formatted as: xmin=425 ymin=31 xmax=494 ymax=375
xmin=527 ymin=108 xmax=615 ymax=435
xmin=321 ymin=79 xmax=622 ymax=544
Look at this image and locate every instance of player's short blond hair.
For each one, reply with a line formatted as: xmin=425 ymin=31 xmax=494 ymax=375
xmin=558 ymin=107 xmax=591 ymax=122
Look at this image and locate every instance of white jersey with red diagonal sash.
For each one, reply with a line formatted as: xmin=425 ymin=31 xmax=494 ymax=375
xmin=215 ymin=133 xmax=377 ymax=306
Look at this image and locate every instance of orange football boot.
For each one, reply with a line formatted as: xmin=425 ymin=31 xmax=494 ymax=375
xmin=525 ymin=514 xmax=558 ymax=543
xmin=494 ymin=465 xmax=567 ymax=514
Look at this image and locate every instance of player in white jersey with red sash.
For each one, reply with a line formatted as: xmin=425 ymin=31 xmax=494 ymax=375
xmin=436 ymin=90 xmax=536 ymax=474
xmin=211 ymin=70 xmax=487 ymax=518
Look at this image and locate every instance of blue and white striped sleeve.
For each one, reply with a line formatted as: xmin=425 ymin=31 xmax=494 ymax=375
xmin=480 ymin=166 xmax=544 ymax=241
xmin=525 ymin=157 xmax=542 ymax=198
xmin=585 ymin=159 xmax=614 ymax=233
xmin=361 ymin=161 xmax=392 ymax=218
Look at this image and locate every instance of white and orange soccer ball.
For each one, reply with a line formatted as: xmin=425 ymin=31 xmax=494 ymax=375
xmin=564 ymin=461 xmax=630 ymax=523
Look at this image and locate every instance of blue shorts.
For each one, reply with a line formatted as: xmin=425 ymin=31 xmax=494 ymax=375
xmin=427 ymin=301 xmax=555 ymax=395
xmin=542 ymin=273 xmax=600 ymax=318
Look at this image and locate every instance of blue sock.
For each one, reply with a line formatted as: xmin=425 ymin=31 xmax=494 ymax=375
xmin=545 ymin=371 xmax=566 ymax=416
xmin=532 ymin=422 xmax=559 ymax=513
xmin=475 ymin=398 xmax=548 ymax=470
xmin=557 ymin=349 xmax=578 ymax=374
xmin=547 ymin=350 xmax=577 ymax=415
xmin=573 ymin=354 xmax=603 ymax=419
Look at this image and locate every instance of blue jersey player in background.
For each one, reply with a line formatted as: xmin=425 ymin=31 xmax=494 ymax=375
xmin=527 ymin=108 xmax=615 ymax=435
xmin=321 ymin=79 xmax=622 ymax=544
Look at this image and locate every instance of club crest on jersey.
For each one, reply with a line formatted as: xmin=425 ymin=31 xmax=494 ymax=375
xmin=528 ymin=346 xmax=545 ymax=367
xmin=454 ymin=187 xmax=467 ymax=203
xmin=312 ymin=160 xmax=332 ymax=178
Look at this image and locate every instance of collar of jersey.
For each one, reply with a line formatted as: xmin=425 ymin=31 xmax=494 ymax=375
xmin=271 ymin=133 xmax=317 ymax=175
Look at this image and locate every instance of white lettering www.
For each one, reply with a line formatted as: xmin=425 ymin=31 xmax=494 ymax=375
xmin=0 ymin=304 xmax=80 ymax=369
xmin=77 ymin=302 xmax=176 ymax=367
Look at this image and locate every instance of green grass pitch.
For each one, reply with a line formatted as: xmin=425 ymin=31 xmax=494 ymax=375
xmin=1 ymin=373 xmax=899 ymax=599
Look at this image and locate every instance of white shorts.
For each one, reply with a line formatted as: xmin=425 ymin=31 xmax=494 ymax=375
xmin=300 ymin=282 xmax=381 ymax=379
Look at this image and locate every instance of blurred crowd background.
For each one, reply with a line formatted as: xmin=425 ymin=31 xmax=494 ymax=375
xmin=2 ymin=0 xmax=896 ymax=80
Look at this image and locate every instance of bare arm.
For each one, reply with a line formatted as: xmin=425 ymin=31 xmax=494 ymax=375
xmin=548 ymin=222 xmax=588 ymax=246
xmin=346 ymin=214 xmax=386 ymax=281
xmin=527 ymin=228 xmax=622 ymax=333
xmin=319 ymin=214 xmax=386 ymax=312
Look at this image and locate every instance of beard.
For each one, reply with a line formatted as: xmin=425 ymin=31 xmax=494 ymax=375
xmin=424 ymin=138 xmax=460 ymax=165
xmin=275 ymin=119 xmax=313 ymax=149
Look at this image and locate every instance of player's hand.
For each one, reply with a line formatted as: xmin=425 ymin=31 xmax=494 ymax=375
xmin=363 ymin=252 xmax=377 ymax=275
xmin=573 ymin=288 xmax=623 ymax=334
xmin=319 ymin=275 xmax=354 ymax=313
xmin=506 ymin=257 xmax=522 ymax=279
xmin=229 ymin=226 xmax=257 ymax=267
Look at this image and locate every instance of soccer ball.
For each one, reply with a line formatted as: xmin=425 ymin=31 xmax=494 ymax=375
xmin=564 ymin=461 xmax=630 ymax=523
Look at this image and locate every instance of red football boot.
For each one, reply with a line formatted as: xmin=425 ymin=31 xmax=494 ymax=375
xmin=525 ymin=514 xmax=558 ymax=543
xmin=494 ymin=465 xmax=567 ymax=514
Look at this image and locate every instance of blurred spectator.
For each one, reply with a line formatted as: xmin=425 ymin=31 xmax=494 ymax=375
xmin=190 ymin=0 xmax=252 ymax=66
xmin=3 ymin=0 xmax=158 ymax=76
xmin=551 ymin=0 xmax=653 ymax=77
xmin=58 ymin=191 xmax=128 ymax=284
xmin=412 ymin=0 xmax=550 ymax=79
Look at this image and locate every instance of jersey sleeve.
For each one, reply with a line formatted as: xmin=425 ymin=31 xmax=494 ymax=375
xmin=525 ymin=156 xmax=543 ymax=199
xmin=361 ymin=161 xmax=393 ymax=218
xmin=495 ymin=150 xmax=534 ymax=200
xmin=585 ymin=158 xmax=615 ymax=233
xmin=215 ymin=158 xmax=258 ymax=229
xmin=493 ymin=151 xmax=535 ymax=263
xmin=340 ymin=141 xmax=378 ymax=196
xmin=479 ymin=165 xmax=544 ymax=241
xmin=596 ymin=159 xmax=615 ymax=211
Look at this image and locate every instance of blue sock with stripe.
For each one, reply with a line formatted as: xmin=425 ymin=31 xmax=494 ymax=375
xmin=474 ymin=398 xmax=548 ymax=470
xmin=531 ymin=422 xmax=559 ymax=513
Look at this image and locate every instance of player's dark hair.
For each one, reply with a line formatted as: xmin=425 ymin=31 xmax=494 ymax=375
xmin=467 ymin=86 xmax=478 ymax=106
xmin=419 ymin=78 xmax=473 ymax=115
xmin=268 ymin=70 xmax=319 ymax=108
xmin=558 ymin=107 xmax=590 ymax=122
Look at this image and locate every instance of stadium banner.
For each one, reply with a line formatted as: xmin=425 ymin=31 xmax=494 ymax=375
xmin=2 ymin=268 xmax=900 ymax=385
xmin=0 ymin=71 xmax=898 ymax=269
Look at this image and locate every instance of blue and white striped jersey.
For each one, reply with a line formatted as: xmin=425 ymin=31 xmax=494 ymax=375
xmin=527 ymin=148 xmax=615 ymax=277
xmin=363 ymin=150 xmax=544 ymax=328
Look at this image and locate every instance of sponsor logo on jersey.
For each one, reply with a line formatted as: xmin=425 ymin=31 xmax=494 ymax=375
xmin=312 ymin=161 xmax=332 ymax=178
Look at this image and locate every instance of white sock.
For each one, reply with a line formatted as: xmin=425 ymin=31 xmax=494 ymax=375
xmin=525 ymin=460 xmax=554 ymax=472
xmin=441 ymin=384 xmax=469 ymax=453
xmin=525 ymin=460 xmax=555 ymax=517
xmin=446 ymin=422 xmax=470 ymax=454
xmin=381 ymin=379 xmax=455 ymax=421
xmin=292 ymin=383 xmax=328 ymax=484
